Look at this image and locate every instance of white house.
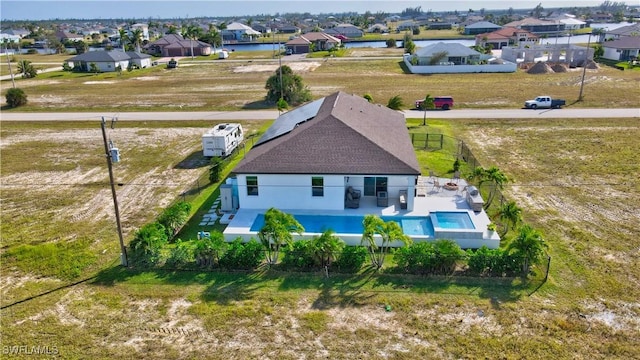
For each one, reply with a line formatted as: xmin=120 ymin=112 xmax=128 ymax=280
xmin=602 ymin=37 xmax=640 ymax=61
xmin=232 ymin=91 xmax=421 ymax=212
xmin=66 ymin=50 xmax=151 ymax=72
xmin=66 ymin=50 xmax=130 ymax=72
xmin=405 ymin=42 xmax=518 ymax=74
xmin=224 ymin=22 xmax=262 ymax=42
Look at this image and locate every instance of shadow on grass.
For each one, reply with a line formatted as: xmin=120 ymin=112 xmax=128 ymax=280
xmin=85 ymin=263 xmax=539 ymax=311
xmin=174 ymin=150 xmax=210 ymax=169
xmin=242 ymin=100 xmax=276 ymax=110
xmin=371 ymin=271 xmax=528 ymax=305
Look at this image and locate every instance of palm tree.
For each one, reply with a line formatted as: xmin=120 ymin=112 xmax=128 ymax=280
xmin=361 ymin=215 xmax=412 ymax=270
xmin=118 ymin=28 xmax=128 ymax=51
xmin=258 ymin=208 xmax=304 ymax=266
xmin=129 ymin=28 xmax=143 ymax=53
xmin=495 ymin=201 xmax=522 ymax=236
xmin=386 ymin=95 xmax=404 ymax=110
xmin=205 ymin=24 xmax=222 ymax=53
xmin=469 ymin=166 xmax=509 ymax=210
xmin=507 ymin=225 xmax=547 ymax=276
xmin=483 ymin=166 xmax=508 ymax=209
xmin=420 ymin=94 xmax=435 ymax=126
xmin=312 ymin=230 xmax=345 ymax=268
xmin=182 ymin=24 xmax=203 ymax=59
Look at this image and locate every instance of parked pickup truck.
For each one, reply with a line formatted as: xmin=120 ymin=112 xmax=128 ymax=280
xmin=415 ymin=96 xmax=454 ymax=110
xmin=524 ymin=96 xmax=566 ymax=109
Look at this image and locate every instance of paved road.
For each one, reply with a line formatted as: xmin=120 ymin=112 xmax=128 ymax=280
xmin=1 ymin=108 xmax=638 ymax=121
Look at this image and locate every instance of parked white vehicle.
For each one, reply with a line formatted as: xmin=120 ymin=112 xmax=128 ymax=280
xmin=524 ymin=96 xmax=566 ymax=109
xmin=202 ymin=123 xmax=243 ymax=157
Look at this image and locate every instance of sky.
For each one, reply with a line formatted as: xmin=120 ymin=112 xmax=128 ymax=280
xmin=1 ymin=0 xmax=607 ymax=21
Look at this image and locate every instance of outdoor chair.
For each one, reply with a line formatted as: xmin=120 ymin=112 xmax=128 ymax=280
xmin=432 ymin=179 xmax=442 ymax=192
xmin=345 ymin=186 xmax=361 ymax=208
xmin=429 ymin=170 xmax=436 ymax=182
xmin=399 ymin=190 xmax=408 ymax=210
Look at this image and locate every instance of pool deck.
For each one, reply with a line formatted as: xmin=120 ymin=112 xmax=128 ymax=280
xmin=222 ymin=177 xmax=500 ymax=249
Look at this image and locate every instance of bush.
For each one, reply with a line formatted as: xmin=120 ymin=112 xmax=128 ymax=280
xmin=5 ymin=88 xmax=28 ymax=108
xmin=129 ymin=222 xmax=168 ymax=266
xmin=394 ymin=242 xmax=436 ymax=274
xmin=209 ymin=157 xmax=224 ymax=183
xmin=333 ymin=246 xmax=367 ymax=273
xmin=219 ymin=238 xmax=264 ymax=269
xmin=467 ymin=246 xmax=520 ymax=277
xmin=393 ymin=240 xmax=465 ymax=275
xmin=157 ymin=201 xmax=191 ymax=240
xmin=281 ymin=240 xmax=315 ymax=270
xmin=165 ymin=239 xmax=194 ymax=268
xmin=194 ymin=231 xmax=227 ymax=268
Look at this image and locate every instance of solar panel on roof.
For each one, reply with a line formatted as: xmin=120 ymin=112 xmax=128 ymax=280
xmin=255 ymin=98 xmax=324 ymax=146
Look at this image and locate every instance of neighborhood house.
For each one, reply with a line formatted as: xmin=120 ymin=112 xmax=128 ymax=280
xmin=223 ymin=92 xmax=499 ymax=249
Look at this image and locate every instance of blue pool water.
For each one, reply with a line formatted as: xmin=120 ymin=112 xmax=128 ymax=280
xmin=433 ymin=212 xmax=475 ymax=229
xmin=250 ymin=214 xmax=435 ymax=236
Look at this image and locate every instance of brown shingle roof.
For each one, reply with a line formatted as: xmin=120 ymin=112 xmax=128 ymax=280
xmin=234 ymin=91 xmax=420 ymax=175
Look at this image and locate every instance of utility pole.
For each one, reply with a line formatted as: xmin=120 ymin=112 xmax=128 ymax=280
xmin=4 ymin=43 xmax=15 ymax=88
xmin=101 ymin=117 xmax=128 ymax=266
xmin=578 ymin=32 xmax=592 ymax=102
xmin=278 ymin=30 xmax=283 ymax=99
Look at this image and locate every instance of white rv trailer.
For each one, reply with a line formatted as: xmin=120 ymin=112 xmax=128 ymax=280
xmin=202 ymin=123 xmax=244 ymax=157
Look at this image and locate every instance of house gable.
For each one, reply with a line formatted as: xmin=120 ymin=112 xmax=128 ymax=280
xmin=234 ymin=91 xmax=420 ymax=176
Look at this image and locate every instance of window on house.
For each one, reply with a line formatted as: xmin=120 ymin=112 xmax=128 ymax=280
xmin=364 ymin=177 xmax=387 ymax=196
xmin=247 ymin=176 xmax=258 ymax=196
xmin=312 ymin=176 xmax=324 ymax=197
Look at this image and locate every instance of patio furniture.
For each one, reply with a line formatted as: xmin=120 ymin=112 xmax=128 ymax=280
xmin=432 ymin=179 xmax=442 ymax=192
xmin=345 ymin=186 xmax=361 ymax=208
xmin=428 ymin=170 xmax=436 ymax=183
xmin=399 ymin=190 xmax=407 ymax=210
xmin=377 ymin=191 xmax=388 ymax=207
xmin=466 ymin=185 xmax=484 ymax=212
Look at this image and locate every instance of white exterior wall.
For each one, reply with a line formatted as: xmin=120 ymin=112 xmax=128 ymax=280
xmin=236 ymin=174 xmax=417 ymax=211
xmin=404 ymin=55 xmax=517 ymax=74
xmin=237 ymin=174 xmax=345 ymax=210
xmin=89 ymin=60 xmax=129 ymax=72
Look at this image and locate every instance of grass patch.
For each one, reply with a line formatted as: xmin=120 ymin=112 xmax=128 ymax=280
xmin=3 ymin=50 xmax=639 ymax=112
xmin=2 ymin=239 xmax=97 ymax=280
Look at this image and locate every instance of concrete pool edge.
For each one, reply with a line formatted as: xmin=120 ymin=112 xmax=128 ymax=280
xmin=222 ymin=208 xmax=500 ymax=249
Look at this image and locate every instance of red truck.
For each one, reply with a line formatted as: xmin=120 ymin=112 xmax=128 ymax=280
xmin=415 ymin=96 xmax=454 ymax=110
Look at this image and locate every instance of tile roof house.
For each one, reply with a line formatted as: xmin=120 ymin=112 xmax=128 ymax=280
xmin=144 ymin=34 xmax=212 ymax=57
xmin=66 ymin=50 xmax=151 ymax=72
xmin=325 ymin=24 xmax=364 ymax=38
xmin=463 ymin=21 xmax=502 ymax=35
xmin=285 ymin=32 xmax=341 ymax=54
xmin=604 ymin=23 xmax=640 ymax=41
xmin=475 ymin=27 xmax=539 ymax=49
xmin=232 ymin=91 xmax=421 ymax=211
xmin=504 ymin=18 xmax=565 ymax=35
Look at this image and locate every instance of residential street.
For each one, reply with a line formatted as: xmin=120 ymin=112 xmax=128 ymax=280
xmin=1 ymin=108 xmax=638 ymax=121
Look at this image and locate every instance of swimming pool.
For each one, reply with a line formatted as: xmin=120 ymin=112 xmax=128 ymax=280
xmin=250 ymin=214 xmax=435 ymax=236
xmin=432 ymin=211 xmax=475 ymax=230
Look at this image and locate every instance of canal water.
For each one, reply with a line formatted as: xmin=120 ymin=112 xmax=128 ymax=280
xmin=10 ymin=23 xmax=630 ymax=55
